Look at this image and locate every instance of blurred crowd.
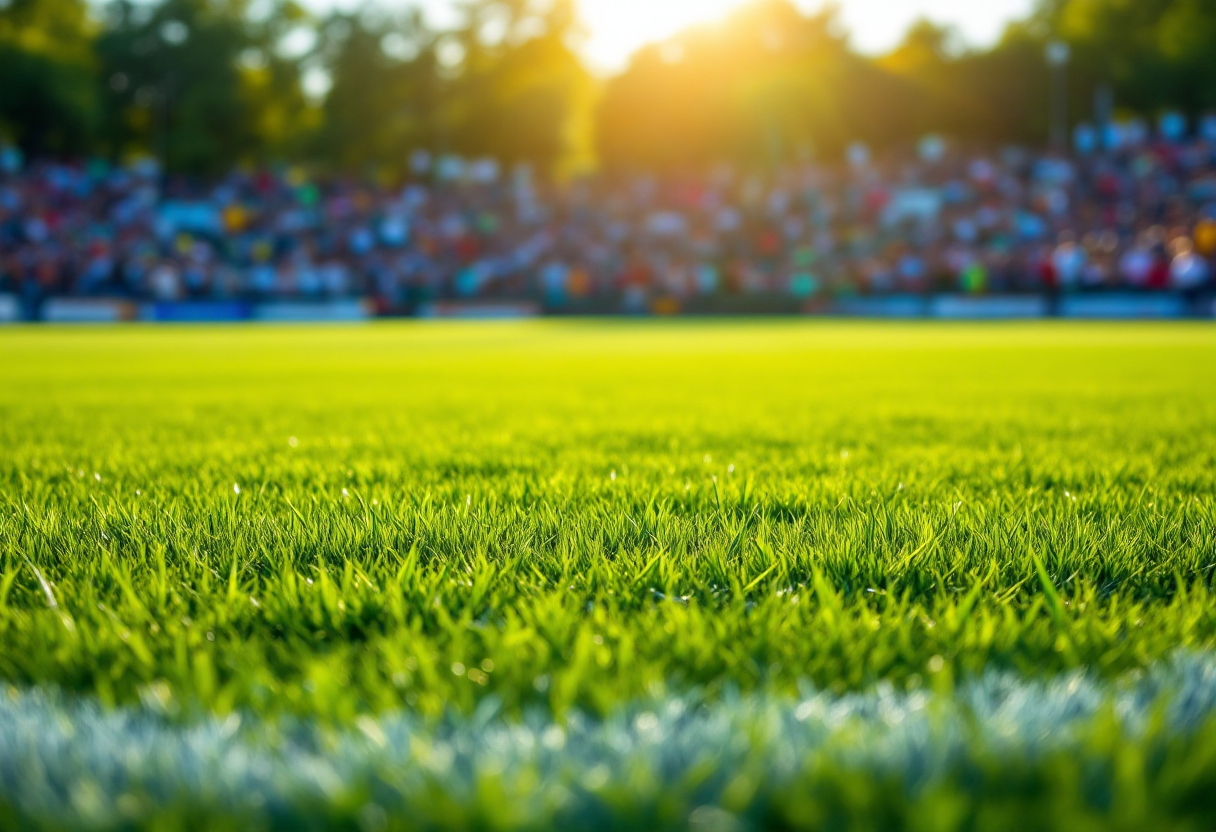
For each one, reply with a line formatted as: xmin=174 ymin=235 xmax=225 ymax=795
xmin=2 ymin=132 xmax=1216 ymax=312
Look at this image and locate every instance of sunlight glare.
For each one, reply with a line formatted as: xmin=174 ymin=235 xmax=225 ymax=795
xmin=576 ymin=0 xmax=1033 ymax=71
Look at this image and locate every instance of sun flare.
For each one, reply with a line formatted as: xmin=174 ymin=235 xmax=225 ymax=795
xmin=494 ymin=0 xmax=1035 ymax=71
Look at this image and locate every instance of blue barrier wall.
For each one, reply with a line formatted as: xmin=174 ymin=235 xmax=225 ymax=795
xmin=144 ymin=301 xmax=253 ymax=322
xmin=5 ymin=292 xmax=1214 ymax=322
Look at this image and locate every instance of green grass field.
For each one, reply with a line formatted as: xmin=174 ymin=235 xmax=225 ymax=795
xmin=2 ymin=321 xmax=1216 ymax=830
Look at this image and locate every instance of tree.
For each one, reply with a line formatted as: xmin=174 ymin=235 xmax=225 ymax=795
xmin=446 ymin=0 xmax=593 ymax=172
xmin=312 ymin=8 xmax=442 ymax=172
xmin=96 ymin=0 xmax=310 ymax=173
xmin=880 ymin=19 xmax=1054 ymax=145
xmin=1052 ymin=0 xmax=1216 ymax=114
xmin=596 ymin=1 xmax=904 ymax=170
xmin=0 ymin=0 xmax=100 ymax=155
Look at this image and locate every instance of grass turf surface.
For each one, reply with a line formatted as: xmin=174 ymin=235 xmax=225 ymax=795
xmin=2 ymin=321 xmax=1216 ymax=829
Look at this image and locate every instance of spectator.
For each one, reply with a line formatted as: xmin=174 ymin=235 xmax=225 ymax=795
xmin=1170 ymin=238 xmax=1211 ymax=293
xmin=2 ymin=129 xmax=1215 ymax=310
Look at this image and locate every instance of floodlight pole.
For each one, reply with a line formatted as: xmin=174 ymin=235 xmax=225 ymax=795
xmin=1045 ymin=41 xmax=1071 ymax=152
xmin=159 ymin=75 xmax=172 ymax=180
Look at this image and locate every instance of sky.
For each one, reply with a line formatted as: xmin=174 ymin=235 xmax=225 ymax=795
xmin=412 ymin=0 xmax=1037 ymax=72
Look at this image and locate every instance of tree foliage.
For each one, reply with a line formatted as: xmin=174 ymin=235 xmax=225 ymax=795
xmin=309 ymin=0 xmax=592 ymax=176
xmin=1053 ymin=0 xmax=1216 ymax=113
xmin=0 ymin=0 xmax=99 ymax=155
xmin=94 ymin=0 xmax=310 ymax=173
xmin=311 ymin=9 xmax=441 ymax=172
xmin=1 ymin=0 xmax=1215 ymax=174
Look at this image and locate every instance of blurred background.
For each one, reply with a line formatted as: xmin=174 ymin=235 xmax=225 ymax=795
xmin=2 ymin=0 xmax=1216 ymax=320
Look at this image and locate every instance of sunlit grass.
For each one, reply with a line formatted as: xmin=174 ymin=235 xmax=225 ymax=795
xmin=1 ymin=321 xmax=1215 ymax=828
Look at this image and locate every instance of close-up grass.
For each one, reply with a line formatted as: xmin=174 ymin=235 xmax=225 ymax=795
xmin=2 ymin=321 xmax=1216 ymax=829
